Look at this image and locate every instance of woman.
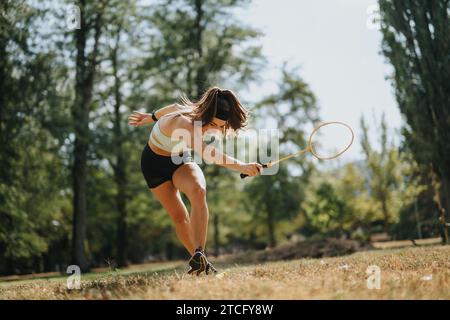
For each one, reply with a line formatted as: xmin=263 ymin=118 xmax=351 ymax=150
xmin=128 ymin=87 xmax=262 ymax=275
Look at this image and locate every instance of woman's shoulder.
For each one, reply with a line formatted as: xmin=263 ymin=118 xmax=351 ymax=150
xmin=160 ymin=112 xmax=193 ymax=132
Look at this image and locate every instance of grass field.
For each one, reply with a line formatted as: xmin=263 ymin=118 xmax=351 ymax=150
xmin=0 ymin=245 xmax=449 ymax=300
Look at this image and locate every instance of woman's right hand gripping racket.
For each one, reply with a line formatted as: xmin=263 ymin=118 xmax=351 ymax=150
xmin=240 ymin=121 xmax=354 ymax=179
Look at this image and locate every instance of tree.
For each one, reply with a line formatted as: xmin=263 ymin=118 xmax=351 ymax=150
xmin=360 ymin=114 xmax=403 ymax=234
xmin=393 ymin=157 xmax=435 ymax=240
xmin=379 ymin=0 xmax=450 ymax=243
xmin=0 ymin=0 xmax=72 ymax=274
xmin=302 ymin=181 xmax=348 ymax=237
xmin=142 ymin=0 xmax=264 ymax=99
xmin=94 ymin=0 xmax=141 ymax=267
xmin=244 ymin=65 xmax=320 ymax=247
xmin=71 ymin=0 xmax=110 ymax=271
xmin=244 ymin=166 xmax=302 ymax=247
xmin=301 ymin=119 xmax=426 ymax=241
xmin=336 ymin=163 xmax=373 ymax=235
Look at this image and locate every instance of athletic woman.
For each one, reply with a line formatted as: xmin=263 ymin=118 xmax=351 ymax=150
xmin=128 ymin=87 xmax=262 ymax=275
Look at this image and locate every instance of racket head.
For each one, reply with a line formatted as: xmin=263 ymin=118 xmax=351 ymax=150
xmin=308 ymin=121 xmax=354 ymax=160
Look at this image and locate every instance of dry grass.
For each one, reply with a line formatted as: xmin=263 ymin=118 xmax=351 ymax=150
xmin=0 ymin=245 xmax=449 ymax=300
xmin=371 ymin=237 xmax=442 ymax=249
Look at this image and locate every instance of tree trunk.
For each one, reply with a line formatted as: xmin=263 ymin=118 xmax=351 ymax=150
xmin=166 ymin=241 xmax=174 ymax=260
xmin=0 ymin=28 xmax=14 ymax=184
xmin=213 ymin=212 xmax=219 ymax=256
xmin=381 ymin=196 xmax=389 ymax=235
xmin=431 ymin=165 xmax=449 ymax=244
xmin=438 ymin=173 xmax=450 ymax=244
xmin=71 ymin=109 xmax=89 ymax=272
xmin=116 ymin=182 xmax=127 ymax=266
xmin=71 ymin=7 xmax=103 ymax=272
xmin=72 ymin=50 xmax=89 ymax=271
xmin=111 ymin=38 xmax=128 ymax=267
xmin=267 ymin=203 xmax=276 ymax=247
xmin=194 ymin=0 xmax=206 ymax=98
xmin=0 ymin=36 xmax=5 ymax=148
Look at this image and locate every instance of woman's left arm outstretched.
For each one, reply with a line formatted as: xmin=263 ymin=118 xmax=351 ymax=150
xmin=128 ymin=103 xmax=191 ymax=127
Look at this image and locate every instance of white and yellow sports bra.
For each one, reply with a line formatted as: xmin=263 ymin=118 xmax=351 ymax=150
xmin=150 ymin=120 xmax=189 ymax=154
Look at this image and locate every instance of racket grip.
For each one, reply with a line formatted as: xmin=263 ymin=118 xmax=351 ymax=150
xmin=240 ymin=164 xmax=267 ymax=179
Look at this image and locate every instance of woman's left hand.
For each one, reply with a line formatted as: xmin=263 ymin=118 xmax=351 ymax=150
xmin=128 ymin=111 xmax=152 ymax=126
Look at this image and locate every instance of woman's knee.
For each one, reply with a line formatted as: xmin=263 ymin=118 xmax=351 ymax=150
xmin=187 ymin=184 xmax=207 ymax=203
xmin=170 ymin=210 xmax=190 ymax=226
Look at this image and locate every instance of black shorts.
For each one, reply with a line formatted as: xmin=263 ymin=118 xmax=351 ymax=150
xmin=140 ymin=143 xmax=193 ymax=189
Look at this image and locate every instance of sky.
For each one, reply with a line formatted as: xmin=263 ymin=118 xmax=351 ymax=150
xmin=234 ymin=0 xmax=403 ymax=163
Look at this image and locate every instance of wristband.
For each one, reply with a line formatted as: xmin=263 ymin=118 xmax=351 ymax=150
xmin=151 ymin=112 xmax=158 ymax=122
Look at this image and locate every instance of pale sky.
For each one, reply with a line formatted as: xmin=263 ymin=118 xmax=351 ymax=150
xmin=235 ymin=0 xmax=402 ymax=163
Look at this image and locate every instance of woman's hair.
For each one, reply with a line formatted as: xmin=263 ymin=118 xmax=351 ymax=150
xmin=179 ymin=87 xmax=248 ymax=132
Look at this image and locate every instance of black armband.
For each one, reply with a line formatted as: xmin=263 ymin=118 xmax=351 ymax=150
xmin=151 ymin=112 xmax=158 ymax=122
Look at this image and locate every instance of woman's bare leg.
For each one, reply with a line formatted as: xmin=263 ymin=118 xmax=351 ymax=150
xmin=172 ymin=163 xmax=209 ymax=250
xmin=150 ymin=181 xmax=195 ymax=255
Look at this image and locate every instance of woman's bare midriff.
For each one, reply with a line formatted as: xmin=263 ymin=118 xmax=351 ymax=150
xmin=148 ymin=140 xmax=174 ymax=156
xmin=148 ymin=140 xmax=188 ymax=158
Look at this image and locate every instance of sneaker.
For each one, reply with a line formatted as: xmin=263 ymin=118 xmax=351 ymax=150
xmin=187 ymin=247 xmax=207 ymax=276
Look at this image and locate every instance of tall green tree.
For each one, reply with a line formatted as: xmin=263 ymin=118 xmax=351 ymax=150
xmin=360 ymin=114 xmax=403 ymax=234
xmin=360 ymin=114 xmax=426 ymax=238
xmin=244 ymin=65 xmax=320 ymax=247
xmin=0 ymin=0 xmax=71 ymax=274
xmin=141 ymin=0 xmax=264 ymax=99
xmin=393 ymin=156 xmax=434 ymax=240
xmin=379 ymin=0 xmax=450 ymax=243
xmin=110 ymin=21 xmax=128 ymax=268
xmin=92 ymin=0 xmax=142 ymax=267
xmin=70 ymin=0 xmax=111 ymax=271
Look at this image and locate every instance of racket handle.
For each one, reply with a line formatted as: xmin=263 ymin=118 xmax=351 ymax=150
xmin=240 ymin=164 xmax=267 ymax=179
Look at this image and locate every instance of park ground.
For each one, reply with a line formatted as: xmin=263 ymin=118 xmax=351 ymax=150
xmin=0 ymin=244 xmax=448 ymax=300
